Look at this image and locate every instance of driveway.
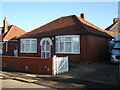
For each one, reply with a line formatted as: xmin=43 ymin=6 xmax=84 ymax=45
xmin=62 ymin=62 xmax=119 ymax=86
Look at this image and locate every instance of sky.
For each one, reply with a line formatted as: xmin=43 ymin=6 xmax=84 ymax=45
xmin=0 ymin=1 xmax=119 ymax=32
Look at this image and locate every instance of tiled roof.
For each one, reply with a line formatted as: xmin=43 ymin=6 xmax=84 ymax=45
xmin=105 ymin=23 xmax=116 ymax=31
xmin=19 ymin=15 xmax=113 ymax=38
xmin=3 ymin=25 xmax=26 ymax=41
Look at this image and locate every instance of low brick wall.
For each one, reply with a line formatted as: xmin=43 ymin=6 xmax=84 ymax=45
xmin=2 ymin=56 xmax=53 ymax=75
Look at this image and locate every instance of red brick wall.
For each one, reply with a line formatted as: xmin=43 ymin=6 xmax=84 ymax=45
xmin=2 ymin=56 xmax=53 ymax=75
xmin=86 ymin=35 xmax=110 ymax=63
xmin=3 ymin=41 xmax=17 ymax=56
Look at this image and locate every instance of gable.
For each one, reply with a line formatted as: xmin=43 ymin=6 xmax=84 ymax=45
xmin=3 ymin=25 xmax=26 ymax=41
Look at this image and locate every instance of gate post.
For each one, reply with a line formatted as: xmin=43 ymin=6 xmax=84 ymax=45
xmin=52 ymin=55 xmax=56 ymax=75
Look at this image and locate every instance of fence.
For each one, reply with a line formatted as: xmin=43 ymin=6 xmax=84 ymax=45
xmin=53 ymin=55 xmax=69 ymax=75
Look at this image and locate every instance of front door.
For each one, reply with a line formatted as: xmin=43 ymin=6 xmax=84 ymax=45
xmin=41 ymin=40 xmax=51 ymax=58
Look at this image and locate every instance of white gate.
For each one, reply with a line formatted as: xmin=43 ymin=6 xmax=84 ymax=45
xmin=53 ymin=55 xmax=69 ymax=75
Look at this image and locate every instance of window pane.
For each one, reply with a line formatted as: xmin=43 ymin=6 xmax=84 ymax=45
xmin=65 ymin=42 xmax=71 ymax=52
xmin=113 ymin=42 xmax=120 ymax=48
xmin=21 ymin=40 xmax=25 ymax=43
xmin=59 ymin=37 xmax=64 ymax=42
xmin=46 ymin=52 xmax=50 ymax=58
xmin=21 ymin=44 xmax=24 ymax=52
xmin=73 ymin=37 xmax=79 ymax=42
xmin=21 ymin=40 xmax=25 ymax=52
xmin=26 ymin=40 xmax=30 ymax=52
xmin=46 ymin=41 xmax=50 ymax=51
xmin=56 ymin=38 xmax=58 ymax=43
xmin=31 ymin=44 xmax=37 ymax=52
xmin=65 ymin=37 xmax=71 ymax=41
xmin=31 ymin=40 xmax=37 ymax=52
xmin=42 ymin=52 xmax=45 ymax=58
xmin=73 ymin=37 xmax=79 ymax=52
xmin=42 ymin=41 xmax=45 ymax=51
xmin=60 ymin=42 xmax=64 ymax=52
xmin=0 ymin=44 xmax=2 ymax=50
xmin=56 ymin=38 xmax=59 ymax=52
xmin=56 ymin=42 xmax=58 ymax=52
xmin=73 ymin=42 xmax=79 ymax=52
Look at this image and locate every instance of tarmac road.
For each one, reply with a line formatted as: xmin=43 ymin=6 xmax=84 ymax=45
xmin=1 ymin=79 xmax=50 ymax=88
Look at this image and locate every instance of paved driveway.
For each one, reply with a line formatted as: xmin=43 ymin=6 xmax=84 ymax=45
xmin=62 ymin=62 xmax=119 ymax=86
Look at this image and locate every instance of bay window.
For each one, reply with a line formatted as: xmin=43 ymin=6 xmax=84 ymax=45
xmin=20 ymin=39 xmax=37 ymax=53
xmin=56 ymin=35 xmax=80 ymax=54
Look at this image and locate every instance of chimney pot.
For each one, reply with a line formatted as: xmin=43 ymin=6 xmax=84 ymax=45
xmin=3 ymin=17 xmax=8 ymax=33
xmin=81 ymin=13 xmax=86 ymax=20
xmin=113 ymin=18 xmax=119 ymax=23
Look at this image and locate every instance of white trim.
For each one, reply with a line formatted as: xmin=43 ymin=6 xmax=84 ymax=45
xmin=40 ymin=38 xmax=52 ymax=46
xmin=55 ymin=35 xmax=80 ymax=54
xmin=6 ymin=41 xmax=8 ymax=52
xmin=20 ymin=38 xmax=37 ymax=53
xmin=40 ymin=38 xmax=52 ymax=58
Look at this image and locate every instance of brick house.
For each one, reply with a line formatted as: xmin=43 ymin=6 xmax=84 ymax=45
xmin=0 ymin=17 xmax=26 ymax=55
xmin=18 ymin=14 xmax=113 ymax=63
xmin=105 ymin=18 xmax=120 ymax=35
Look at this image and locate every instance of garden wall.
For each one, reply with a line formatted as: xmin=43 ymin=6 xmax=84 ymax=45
xmin=2 ymin=56 xmax=53 ymax=75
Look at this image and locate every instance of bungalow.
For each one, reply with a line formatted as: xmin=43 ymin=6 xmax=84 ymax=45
xmin=18 ymin=13 xmax=113 ymax=63
xmin=0 ymin=17 xmax=26 ymax=55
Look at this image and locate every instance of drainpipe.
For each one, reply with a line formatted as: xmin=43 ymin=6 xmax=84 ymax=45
xmin=6 ymin=41 xmax=8 ymax=52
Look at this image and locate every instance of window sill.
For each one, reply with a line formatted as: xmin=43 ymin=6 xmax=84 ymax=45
xmin=20 ymin=52 xmax=37 ymax=53
xmin=56 ymin=52 xmax=80 ymax=54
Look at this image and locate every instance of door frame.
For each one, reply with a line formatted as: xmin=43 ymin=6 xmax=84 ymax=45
xmin=40 ymin=38 xmax=52 ymax=58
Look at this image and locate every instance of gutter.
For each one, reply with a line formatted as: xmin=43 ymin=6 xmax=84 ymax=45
xmin=17 ymin=32 xmax=112 ymax=39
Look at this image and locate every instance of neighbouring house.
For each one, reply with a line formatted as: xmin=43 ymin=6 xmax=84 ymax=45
xmin=18 ymin=13 xmax=113 ymax=63
xmin=0 ymin=17 xmax=26 ymax=55
xmin=105 ymin=18 xmax=120 ymax=35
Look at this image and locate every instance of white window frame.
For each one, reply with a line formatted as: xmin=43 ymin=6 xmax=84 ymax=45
xmin=40 ymin=38 xmax=52 ymax=58
xmin=56 ymin=35 xmax=80 ymax=54
xmin=20 ymin=38 xmax=37 ymax=53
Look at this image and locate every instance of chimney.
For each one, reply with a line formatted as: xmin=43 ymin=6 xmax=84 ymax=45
xmin=113 ymin=18 xmax=119 ymax=23
xmin=3 ymin=17 xmax=8 ymax=33
xmin=81 ymin=13 xmax=86 ymax=20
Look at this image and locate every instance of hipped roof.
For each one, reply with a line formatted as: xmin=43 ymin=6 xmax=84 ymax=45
xmin=19 ymin=15 xmax=113 ymax=39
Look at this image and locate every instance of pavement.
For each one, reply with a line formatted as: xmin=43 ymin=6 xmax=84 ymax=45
xmin=0 ymin=61 xmax=119 ymax=89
